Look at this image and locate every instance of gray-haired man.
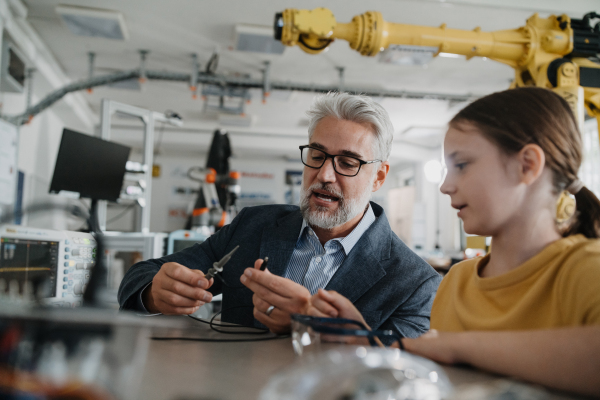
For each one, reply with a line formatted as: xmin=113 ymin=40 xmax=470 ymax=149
xmin=118 ymin=92 xmax=441 ymax=339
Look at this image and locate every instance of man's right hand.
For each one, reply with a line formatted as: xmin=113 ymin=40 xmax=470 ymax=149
xmin=142 ymin=262 xmax=214 ymax=315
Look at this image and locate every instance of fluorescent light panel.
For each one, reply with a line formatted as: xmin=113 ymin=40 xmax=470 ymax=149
xmin=56 ymin=5 xmax=128 ymax=40
xmin=234 ymin=24 xmax=285 ymax=54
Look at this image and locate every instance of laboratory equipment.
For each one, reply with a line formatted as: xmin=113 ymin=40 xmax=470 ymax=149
xmin=205 ymin=245 xmax=239 ymax=280
xmin=0 ymin=225 xmax=96 ymax=307
xmin=274 ymin=9 xmax=600 ymax=134
xmin=166 ymin=228 xmax=210 ymax=255
xmin=49 ymin=128 xmax=131 ymax=202
xmin=187 ymin=129 xmax=240 ymax=231
xmin=0 ymin=36 xmax=26 ymax=93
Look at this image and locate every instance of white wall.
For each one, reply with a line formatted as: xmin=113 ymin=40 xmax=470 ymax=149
xmin=0 ymin=0 xmax=95 ymax=229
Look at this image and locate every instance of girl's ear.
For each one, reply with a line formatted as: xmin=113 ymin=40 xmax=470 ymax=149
xmin=518 ymin=144 xmax=546 ymax=185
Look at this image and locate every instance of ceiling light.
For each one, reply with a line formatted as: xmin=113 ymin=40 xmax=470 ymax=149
xmin=438 ymin=52 xmax=463 ymax=58
xmin=234 ymin=24 xmax=285 ymax=54
xmin=56 ymin=5 xmax=129 ymax=40
xmin=424 ymin=160 xmax=443 ymax=183
xmin=379 ymin=45 xmax=437 ymax=66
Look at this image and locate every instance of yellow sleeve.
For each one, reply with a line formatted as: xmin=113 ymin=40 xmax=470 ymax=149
xmin=559 ymin=242 xmax=600 ymax=325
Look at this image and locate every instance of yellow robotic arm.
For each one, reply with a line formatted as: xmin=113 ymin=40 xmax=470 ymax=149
xmin=274 ymin=9 xmax=600 ymax=134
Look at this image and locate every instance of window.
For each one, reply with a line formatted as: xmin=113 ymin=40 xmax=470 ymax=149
xmin=580 ymin=118 xmax=600 ymax=198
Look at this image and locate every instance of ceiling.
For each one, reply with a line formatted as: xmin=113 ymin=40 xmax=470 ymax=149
xmin=21 ymin=0 xmax=599 ymax=162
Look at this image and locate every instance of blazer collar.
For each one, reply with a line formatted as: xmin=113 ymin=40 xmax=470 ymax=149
xmin=325 ymin=202 xmax=391 ymax=303
xmin=259 ymin=202 xmax=392 ymax=301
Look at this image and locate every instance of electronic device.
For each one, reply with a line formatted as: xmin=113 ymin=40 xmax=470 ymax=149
xmin=0 ymin=225 xmax=97 ymax=307
xmin=1 ymin=37 xmax=26 ymax=93
xmin=49 ymin=129 xmax=131 ymax=202
xmin=166 ymin=229 xmax=209 ymax=255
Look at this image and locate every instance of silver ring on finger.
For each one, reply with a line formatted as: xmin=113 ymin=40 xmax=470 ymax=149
xmin=265 ymin=305 xmax=275 ymax=316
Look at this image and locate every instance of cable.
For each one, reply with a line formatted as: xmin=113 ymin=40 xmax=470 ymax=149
xmin=187 ymin=305 xmax=269 ymax=335
xmin=106 ymin=203 xmax=136 ymax=224
xmin=213 ymin=272 xmax=246 ymax=289
xmin=151 ymin=335 xmax=289 ymax=343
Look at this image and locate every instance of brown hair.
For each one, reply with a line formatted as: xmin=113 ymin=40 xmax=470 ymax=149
xmin=450 ymin=87 xmax=600 ymax=238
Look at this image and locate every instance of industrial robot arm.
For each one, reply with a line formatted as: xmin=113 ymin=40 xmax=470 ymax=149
xmin=274 ymin=9 xmax=600 ymax=134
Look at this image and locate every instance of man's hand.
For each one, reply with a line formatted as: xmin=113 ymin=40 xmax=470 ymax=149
xmin=310 ymin=289 xmax=368 ymax=328
xmin=240 ymin=259 xmax=328 ymax=334
xmin=143 ymin=262 xmax=214 ymax=315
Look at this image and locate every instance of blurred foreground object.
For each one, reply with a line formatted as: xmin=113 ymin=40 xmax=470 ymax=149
xmin=0 ymin=305 xmax=182 ymax=400
xmin=259 ymin=347 xmax=452 ymax=400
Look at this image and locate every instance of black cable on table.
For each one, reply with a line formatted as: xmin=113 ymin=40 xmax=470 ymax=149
xmin=150 ymin=335 xmax=290 ymax=343
xmin=188 ymin=305 xmax=269 ymax=335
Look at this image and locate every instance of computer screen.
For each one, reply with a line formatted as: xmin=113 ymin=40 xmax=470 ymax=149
xmin=173 ymin=239 xmax=202 ymax=253
xmin=0 ymin=237 xmax=58 ymax=297
xmin=49 ymin=129 xmax=131 ymax=202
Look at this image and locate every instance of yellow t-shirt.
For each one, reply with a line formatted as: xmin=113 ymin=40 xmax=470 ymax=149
xmin=431 ymin=234 xmax=600 ymax=332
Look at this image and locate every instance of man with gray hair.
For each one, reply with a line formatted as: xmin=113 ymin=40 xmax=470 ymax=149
xmin=118 ymin=92 xmax=440 ymax=339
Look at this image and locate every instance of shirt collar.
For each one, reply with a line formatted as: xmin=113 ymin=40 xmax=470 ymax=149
xmin=298 ymin=203 xmax=376 ymax=255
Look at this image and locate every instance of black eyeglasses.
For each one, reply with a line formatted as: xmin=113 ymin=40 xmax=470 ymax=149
xmin=291 ymin=314 xmax=404 ymax=349
xmin=299 ymin=145 xmax=381 ymax=177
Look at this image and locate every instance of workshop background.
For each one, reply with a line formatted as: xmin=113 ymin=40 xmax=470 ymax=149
xmin=1 ymin=0 xmax=599 ymax=259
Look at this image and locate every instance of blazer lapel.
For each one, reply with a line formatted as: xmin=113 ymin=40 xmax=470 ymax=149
xmin=325 ymin=204 xmax=391 ymax=302
xmin=325 ymin=235 xmax=387 ymax=303
xmin=259 ymin=210 xmax=303 ymax=277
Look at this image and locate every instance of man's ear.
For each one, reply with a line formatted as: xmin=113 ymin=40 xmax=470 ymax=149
xmin=518 ymin=144 xmax=545 ymax=185
xmin=372 ymin=161 xmax=390 ymax=192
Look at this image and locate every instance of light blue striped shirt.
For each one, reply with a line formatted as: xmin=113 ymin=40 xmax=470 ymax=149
xmin=283 ymin=204 xmax=376 ymax=295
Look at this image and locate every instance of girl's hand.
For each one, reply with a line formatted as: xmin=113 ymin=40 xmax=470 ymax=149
xmin=402 ymin=330 xmax=461 ymax=364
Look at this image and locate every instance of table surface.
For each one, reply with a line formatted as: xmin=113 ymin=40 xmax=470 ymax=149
xmin=136 ymin=322 xmax=586 ymax=400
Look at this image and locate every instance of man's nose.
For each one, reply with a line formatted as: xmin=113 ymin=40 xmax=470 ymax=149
xmin=317 ymin=157 xmax=337 ymax=182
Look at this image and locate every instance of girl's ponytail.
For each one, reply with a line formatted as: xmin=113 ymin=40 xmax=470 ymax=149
xmin=567 ymin=185 xmax=600 ymax=238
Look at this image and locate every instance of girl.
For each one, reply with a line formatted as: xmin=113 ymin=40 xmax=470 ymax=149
xmin=311 ymin=87 xmax=600 ymax=397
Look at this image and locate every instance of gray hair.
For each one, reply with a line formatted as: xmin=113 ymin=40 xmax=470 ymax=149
xmin=307 ymin=92 xmax=394 ymax=161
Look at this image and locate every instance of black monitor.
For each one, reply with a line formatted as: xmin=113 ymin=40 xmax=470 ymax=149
xmin=49 ymin=129 xmax=131 ymax=202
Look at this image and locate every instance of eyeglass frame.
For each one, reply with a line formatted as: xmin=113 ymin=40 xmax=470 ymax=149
xmin=299 ymin=145 xmax=382 ymax=177
xmin=291 ymin=314 xmax=404 ymax=349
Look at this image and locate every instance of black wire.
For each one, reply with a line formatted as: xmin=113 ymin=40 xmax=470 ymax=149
xmin=150 ymin=335 xmax=289 ymax=342
xmin=187 ymin=305 xmax=269 ymax=335
xmin=214 ymin=272 xmax=245 ymax=289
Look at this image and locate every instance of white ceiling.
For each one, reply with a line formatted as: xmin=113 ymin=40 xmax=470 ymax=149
xmin=21 ymin=0 xmax=599 ymax=162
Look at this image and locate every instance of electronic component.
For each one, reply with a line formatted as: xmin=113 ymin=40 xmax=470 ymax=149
xmin=166 ymin=229 xmax=210 ymax=255
xmin=1 ymin=37 xmax=26 ymax=93
xmin=260 ymin=256 xmax=269 ymax=271
xmin=205 ymin=245 xmax=239 ymax=280
xmin=0 ymin=225 xmax=96 ymax=307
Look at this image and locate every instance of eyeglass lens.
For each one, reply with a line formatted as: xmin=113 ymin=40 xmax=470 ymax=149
xmin=302 ymin=148 xmax=361 ymax=176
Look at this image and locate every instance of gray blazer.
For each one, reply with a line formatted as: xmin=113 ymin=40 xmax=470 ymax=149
xmin=118 ymin=202 xmax=441 ymax=338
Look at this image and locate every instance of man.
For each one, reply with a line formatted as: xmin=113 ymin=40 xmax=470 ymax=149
xmin=118 ymin=92 xmax=441 ymax=338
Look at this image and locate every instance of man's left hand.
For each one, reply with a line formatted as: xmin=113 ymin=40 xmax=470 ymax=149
xmin=240 ymin=259 xmax=331 ymax=334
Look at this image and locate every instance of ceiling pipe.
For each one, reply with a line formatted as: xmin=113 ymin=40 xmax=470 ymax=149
xmin=2 ymin=67 xmax=478 ymax=126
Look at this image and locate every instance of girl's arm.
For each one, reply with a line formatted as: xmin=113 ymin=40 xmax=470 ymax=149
xmin=403 ymin=326 xmax=600 ymax=397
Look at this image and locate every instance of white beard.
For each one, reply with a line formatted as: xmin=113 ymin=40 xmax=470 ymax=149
xmin=299 ymin=180 xmax=373 ymax=230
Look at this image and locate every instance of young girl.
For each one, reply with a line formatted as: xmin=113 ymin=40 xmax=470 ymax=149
xmin=310 ymin=87 xmax=600 ymax=396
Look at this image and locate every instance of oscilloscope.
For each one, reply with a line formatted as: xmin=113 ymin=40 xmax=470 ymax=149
xmin=0 ymin=225 xmax=96 ymax=307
